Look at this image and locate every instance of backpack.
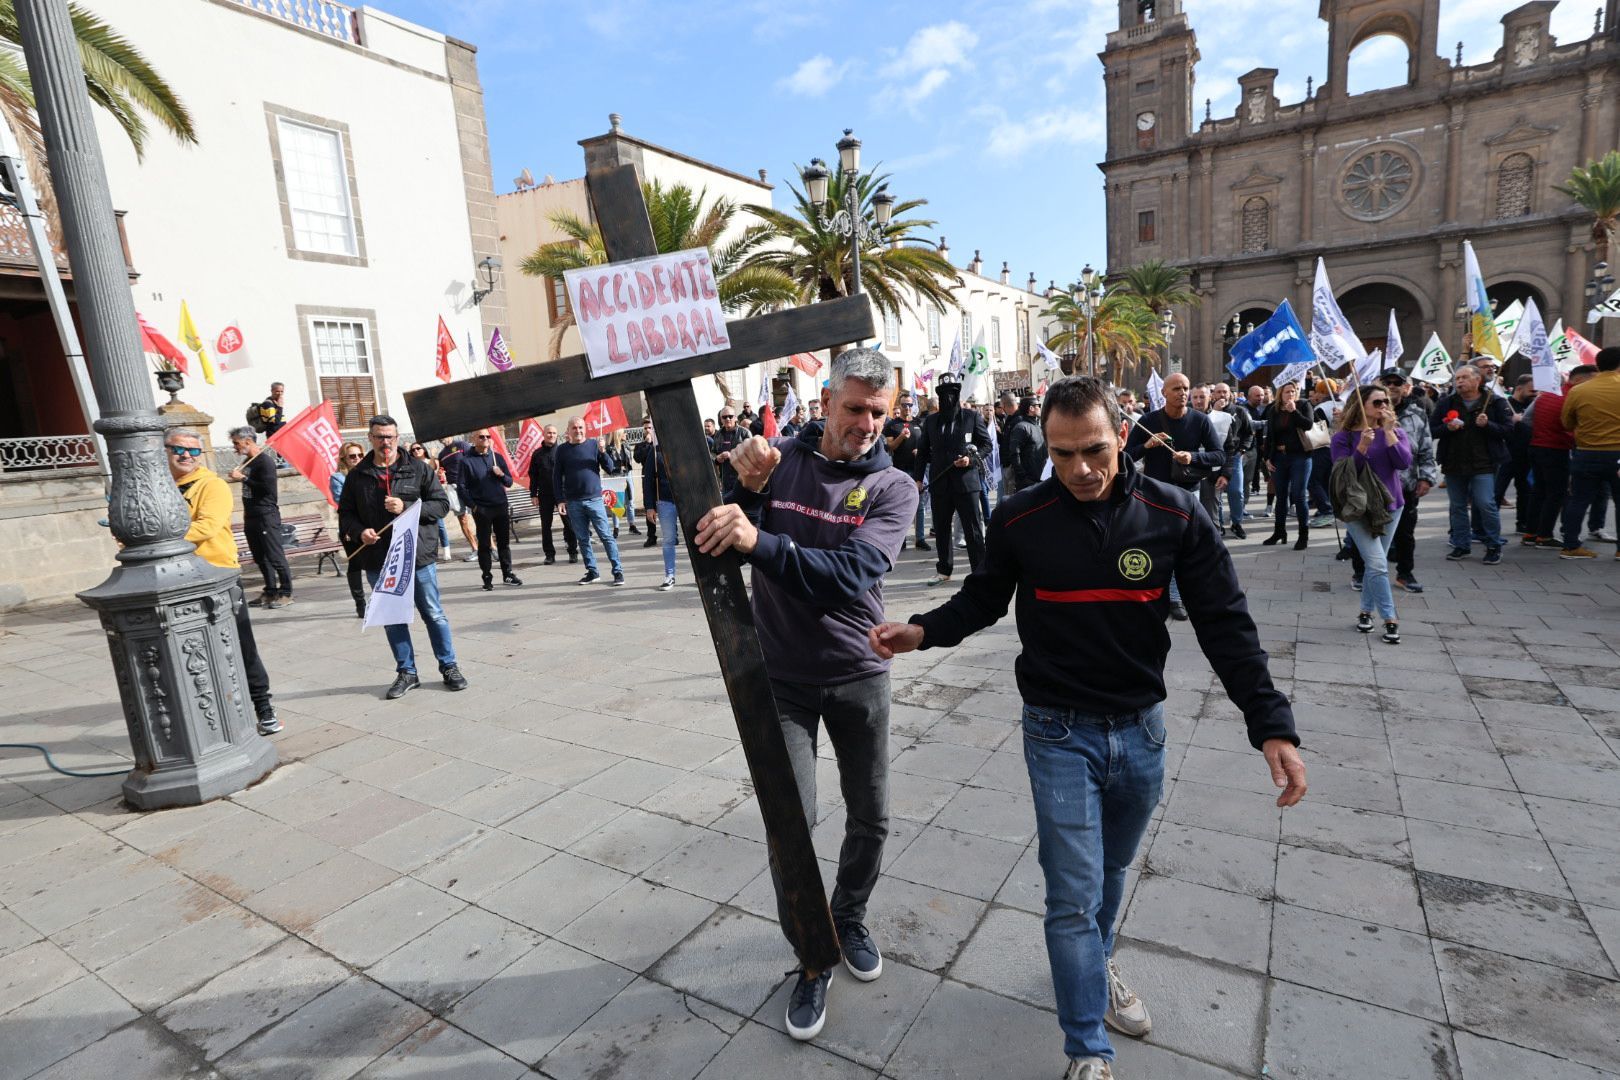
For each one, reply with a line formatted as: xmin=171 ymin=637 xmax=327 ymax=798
xmin=246 ymin=403 xmax=268 ymax=433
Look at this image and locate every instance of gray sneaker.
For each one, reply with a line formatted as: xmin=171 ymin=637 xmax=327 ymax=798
xmin=1103 ymin=957 xmax=1151 ymax=1037
xmin=1063 ymin=1058 xmax=1113 ymax=1080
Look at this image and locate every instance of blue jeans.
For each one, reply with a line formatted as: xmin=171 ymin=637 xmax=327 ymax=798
xmin=366 ymin=563 xmax=456 ymax=674
xmin=657 ymin=499 xmax=678 ymax=578
xmin=915 ymin=494 xmax=928 ymax=542
xmin=1346 ymin=517 xmax=1397 ymax=620
xmin=1271 ymin=453 xmax=1311 ymax=527
xmin=1022 ymin=703 xmax=1165 ymax=1062
xmin=568 ymin=497 xmax=623 ymax=575
xmin=1226 ymin=456 xmax=1247 ymax=523
xmin=1446 ymin=472 xmax=1502 ymax=550
xmin=1561 ymin=449 xmax=1620 ymax=550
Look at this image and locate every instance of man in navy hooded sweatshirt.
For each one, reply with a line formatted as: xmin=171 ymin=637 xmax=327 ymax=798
xmin=695 ymin=347 xmax=919 ymax=1044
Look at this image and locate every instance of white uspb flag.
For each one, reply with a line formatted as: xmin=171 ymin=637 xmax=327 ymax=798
xmin=1384 ymin=309 xmax=1403 ymax=369
xmin=1035 ymin=340 xmax=1064 ymax=372
xmin=364 ymin=499 xmax=422 ymax=629
xmin=1308 ymin=258 xmax=1368 ymax=374
xmin=1520 ymin=298 xmax=1560 ymax=393
xmin=1145 ymin=369 xmax=1166 ymax=411
xmin=782 ymin=384 xmax=800 ymax=422
xmin=1411 ymin=334 xmax=1453 ymax=385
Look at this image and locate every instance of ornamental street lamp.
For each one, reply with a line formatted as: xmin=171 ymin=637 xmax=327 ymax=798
xmin=469 ymin=254 xmax=503 ymax=306
xmin=1077 ymin=264 xmax=1105 ymax=378
xmin=801 ymin=130 xmax=896 ymax=303
xmin=1160 ymin=308 xmax=1177 ymax=373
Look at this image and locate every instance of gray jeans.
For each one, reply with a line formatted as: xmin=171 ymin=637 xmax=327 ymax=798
xmin=770 ymin=671 xmax=890 ymax=959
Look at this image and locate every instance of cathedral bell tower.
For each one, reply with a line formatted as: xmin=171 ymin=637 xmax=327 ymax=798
xmin=1101 ymin=0 xmax=1198 ymax=162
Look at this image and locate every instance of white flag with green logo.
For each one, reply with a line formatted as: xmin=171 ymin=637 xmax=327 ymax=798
xmin=1411 ymin=333 xmax=1453 ymax=385
xmin=1493 ymin=299 xmax=1525 ymax=357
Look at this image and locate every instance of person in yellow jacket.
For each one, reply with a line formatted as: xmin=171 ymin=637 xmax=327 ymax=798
xmin=165 ymin=427 xmax=281 ymax=735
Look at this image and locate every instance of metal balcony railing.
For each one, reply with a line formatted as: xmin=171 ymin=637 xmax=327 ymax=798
xmin=0 ymin=434 xmax=97 ymax=473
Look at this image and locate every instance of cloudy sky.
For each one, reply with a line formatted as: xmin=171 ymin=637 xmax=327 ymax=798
xmin=384 ymin=0 xmax=1599 ymax=290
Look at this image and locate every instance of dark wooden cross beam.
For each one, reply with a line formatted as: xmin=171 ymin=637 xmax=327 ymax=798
xmin=406 ymin=163 xmax=871 ymax=972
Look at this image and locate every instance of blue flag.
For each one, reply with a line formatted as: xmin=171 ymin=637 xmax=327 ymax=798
xmin=1227 ymin=299 xmax=1313 ymax=379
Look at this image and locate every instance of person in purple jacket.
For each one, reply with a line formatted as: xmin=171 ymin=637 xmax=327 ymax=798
xmin=694 ymin=348 xmax=919 ymax=1043
xmin=1331 ymin=387 xmax=1412 ymax=643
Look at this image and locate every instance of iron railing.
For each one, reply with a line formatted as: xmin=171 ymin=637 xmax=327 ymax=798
xmin=234 ymin=0 xmax=360 ymax=44
xmin=0 ymin=434 xmax=96 ymax=472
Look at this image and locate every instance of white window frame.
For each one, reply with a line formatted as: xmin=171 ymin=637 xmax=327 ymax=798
xmin=927 ymin=307 xmax=941 ymax=349
xmin=308 ymin=316 xmax=375 ymax=378
xmin=278 ymin=116 xmax=358 ymax=257
xmin=883 ymin=309 xmax=902 ymax=349
xmin=961 ymin=311 xmax=973 ymax=350
xmin=991 ymin=316 xmax=1002 ymax=358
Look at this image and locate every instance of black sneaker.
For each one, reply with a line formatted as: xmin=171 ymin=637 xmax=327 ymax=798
xmin=1350 ymin=575 xmax=1363 ymax=592
xmin=579 ymin=570 xmax=601 ymax=585
xmin=1482 ymin=547 xmax=1502 ymax=566
xmin=1396 ymin=575 xmax=1424 ymax=594
xmin=441 ymin=664 xmax=469 ymax=691
xmin=482 ymin=578 xmax=494 ymax=592
xmin=1356 ymin=611 xmax=1374 ymax=634
xmin=503 ymin=574 xmax=523 ymax=586
xmin=255 ymin=707 xmax=282 ymax=736
xmin=915 ymin=539 xmax=931 ymax=551
xmin=1231 ymin=523 xmax=1246 ymax=539
xmin=569 ymin=553 xmax=579 ymax=564
xmin=386 ymin=672 xmax=420 ymax=700
xmin=838 ymin=922 xmax=883 ymax=982
xmin=784 ymin=967 xmax=832 ymax=1041
xmin=543 ymin=556 xmax=556 ymax=565
xmin=611 ymin=571 xmax=625 ymax=587
xmin=1382 ymin=621 xmax=1401 ymax=644
xmin=1446 ymin=547 xmax=1471 ymax=561
xmin=1168 ymin=602 xmax=1189 ymax=621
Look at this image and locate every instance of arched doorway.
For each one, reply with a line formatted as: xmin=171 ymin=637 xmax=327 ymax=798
xmin=1222 ymin=305 xmax=1278 ymax=390
xmin=1336 ymin=281 xmax=1423 ymax=372
xmin=1487 ymin=280 xmax=1548 ymax=380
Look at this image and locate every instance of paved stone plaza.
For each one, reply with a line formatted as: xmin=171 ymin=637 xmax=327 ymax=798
xmin=2 ymin=515 xmax=1619 ymax=1079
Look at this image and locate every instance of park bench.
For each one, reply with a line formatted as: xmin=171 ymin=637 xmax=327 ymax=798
xmin=232 ymin=513 xmax=343 ymax=576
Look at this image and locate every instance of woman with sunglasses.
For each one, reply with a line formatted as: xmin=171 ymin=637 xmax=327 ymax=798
xmin=332 ymin=441 xmax=369 ymax=618
xmin=1331 ymin=388 xmax=1412 ymax=643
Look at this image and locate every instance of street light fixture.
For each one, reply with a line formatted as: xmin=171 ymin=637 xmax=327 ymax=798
xmin=801 ymin=129 xmax=896 ymax=303
xmin=1076 ymin=264 xmax=1105 ymax=378
xmin=470 ymin=254 xmax=502 ymax=306
xmin=1160 ymin=309 xmax=1177 ymax=374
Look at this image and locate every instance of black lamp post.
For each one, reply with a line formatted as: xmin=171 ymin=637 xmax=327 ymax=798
xmin=801 ymin=130 xmax=896 ymax=301
xmin=470 ymin=254 xmax=502 ymax=306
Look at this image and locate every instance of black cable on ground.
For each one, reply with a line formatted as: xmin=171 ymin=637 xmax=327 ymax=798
xmin=0 ymin=744 xmax=130 ymax=779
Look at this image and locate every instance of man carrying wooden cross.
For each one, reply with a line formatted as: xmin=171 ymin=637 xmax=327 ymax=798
xmin=695 ymin=346 xmax=918 ymax=1040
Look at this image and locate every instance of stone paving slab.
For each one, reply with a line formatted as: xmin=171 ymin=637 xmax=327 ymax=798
xmin=3 ymin=517 xmax=1620 ymax=1078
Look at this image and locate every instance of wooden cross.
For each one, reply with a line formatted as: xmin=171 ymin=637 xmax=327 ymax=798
xmin=406 ymin=163 xmax=871 ymax=972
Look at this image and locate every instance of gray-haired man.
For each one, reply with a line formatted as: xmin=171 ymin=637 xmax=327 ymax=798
xmin=694 ymin=347 xmax=920 ymax=1043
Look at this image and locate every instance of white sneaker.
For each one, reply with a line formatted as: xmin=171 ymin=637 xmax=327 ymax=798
xmin=437 ymin=548 xmax=450 ymax=561
xmin=927 ymin=573 xmax=951 ymax=586
xmin=1103 ymin=957 xmax=1151 ymax=1037
xmin=1588 ymin=529 xmax=1616 ymax=542
xmin=462 ymin=552 xmax=478 ymax=563
xmin=659 ymin=576 xmax=675 ymax=591
xmin=1063 ymin=1058 xmax=1112 ymax=1080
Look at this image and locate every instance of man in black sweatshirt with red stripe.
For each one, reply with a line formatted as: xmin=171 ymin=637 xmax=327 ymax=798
xmin=872 ymin=376 xmax=1305 ymax=1080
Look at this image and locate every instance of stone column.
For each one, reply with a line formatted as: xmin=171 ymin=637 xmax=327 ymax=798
xmin=1297 ymin=135 xmax=1315 ymax=246
xmin=1442 ymin=103 xmax=1466 ymax=224
xmin=15 ymin=0 xmax=275 ymax=809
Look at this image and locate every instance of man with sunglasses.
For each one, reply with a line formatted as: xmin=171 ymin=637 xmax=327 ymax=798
xmin=165 ymin=428 xmax=281 ymax=735
xmin=460 ymin=428 xmax=523 ymax=591
xmin=339 ymin=415 xmax=468 ymax=698
xmin=713 ymin=407 xmax=747 ymax=496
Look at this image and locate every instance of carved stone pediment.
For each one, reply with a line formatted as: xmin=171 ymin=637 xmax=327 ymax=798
xmin=1483 ymin=116 xmax=1558 ymax=146
xmin=1231 ymin=165 xmax=1284 ymax=190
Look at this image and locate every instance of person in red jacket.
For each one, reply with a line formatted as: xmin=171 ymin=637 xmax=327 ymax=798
xmin=1523 ymin=365 xmax=1597 ymax=546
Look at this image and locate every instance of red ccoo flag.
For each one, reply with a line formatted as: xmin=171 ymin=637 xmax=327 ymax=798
xmin=760 ymin=403 xmax=779 ymax=438
xmin=434 ymin=316 xmax=456 ymax=383
xmin=265 ymin=401 xmax=344 ymax=508
xmin=788 ymin=352 xmax=822 ymax=376
xmin=485 ymin=425 xmax=522 ymax=487
xmin=138 ymin=312 xmax=188 ymax=373
xmin=582 ymin=397 xmax=629 ymax=438
xmin=511 ymin=418 xmax=543 ymax=486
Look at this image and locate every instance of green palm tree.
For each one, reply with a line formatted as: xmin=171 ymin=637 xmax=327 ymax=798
xmin=1556 ymin=150 xmax=1620 ymax=264
xmin=0 ymin=1 xmax=197 ymax=159
xmin=735 ymin=167 xmax=961 ymax=334
xmin=519 ymin=179 xmax=800 ymax=359
xmin=1117 ymin=259 xmax=1200 ymax=315
xmin=1042 ymin=290 xmax=1162 ymax=384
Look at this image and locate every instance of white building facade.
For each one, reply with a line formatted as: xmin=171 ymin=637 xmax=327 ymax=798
xmin=85 ymin=0 xmax=505 ymax=438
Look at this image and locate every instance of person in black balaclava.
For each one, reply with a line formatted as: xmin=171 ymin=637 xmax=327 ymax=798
xmin=913 ymin=373 xmax=992 ymax=584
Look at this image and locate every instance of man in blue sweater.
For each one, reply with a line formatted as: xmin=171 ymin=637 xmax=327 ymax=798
xmin=459 ymin=428 xmax=522 ymax=591
xmin=872 ymin=377 xmax=1303 ymax=1080
xmin=554 ymin=417 xmax=624 ymax=585
xmin=695 ymin=348 xmax=919 ymax=1043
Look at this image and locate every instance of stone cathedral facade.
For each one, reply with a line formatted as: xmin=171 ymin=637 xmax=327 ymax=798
xmin=1099 ymin=0 xmax=1620 ymax=383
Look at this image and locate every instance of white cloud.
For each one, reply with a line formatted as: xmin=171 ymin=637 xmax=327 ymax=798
xmin=986 ymin=106 xmax=1106 ymax=158
xmin=903 ymin=68 xmax=953 ymax=106
xmin=883 ymin=20 xmax=980 ymax=77
xmin=777 ymin=55 xmax=849 ymax=97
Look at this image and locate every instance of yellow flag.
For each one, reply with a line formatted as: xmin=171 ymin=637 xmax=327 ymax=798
xmin=178 ymin=300 xmax=216 ymax=385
